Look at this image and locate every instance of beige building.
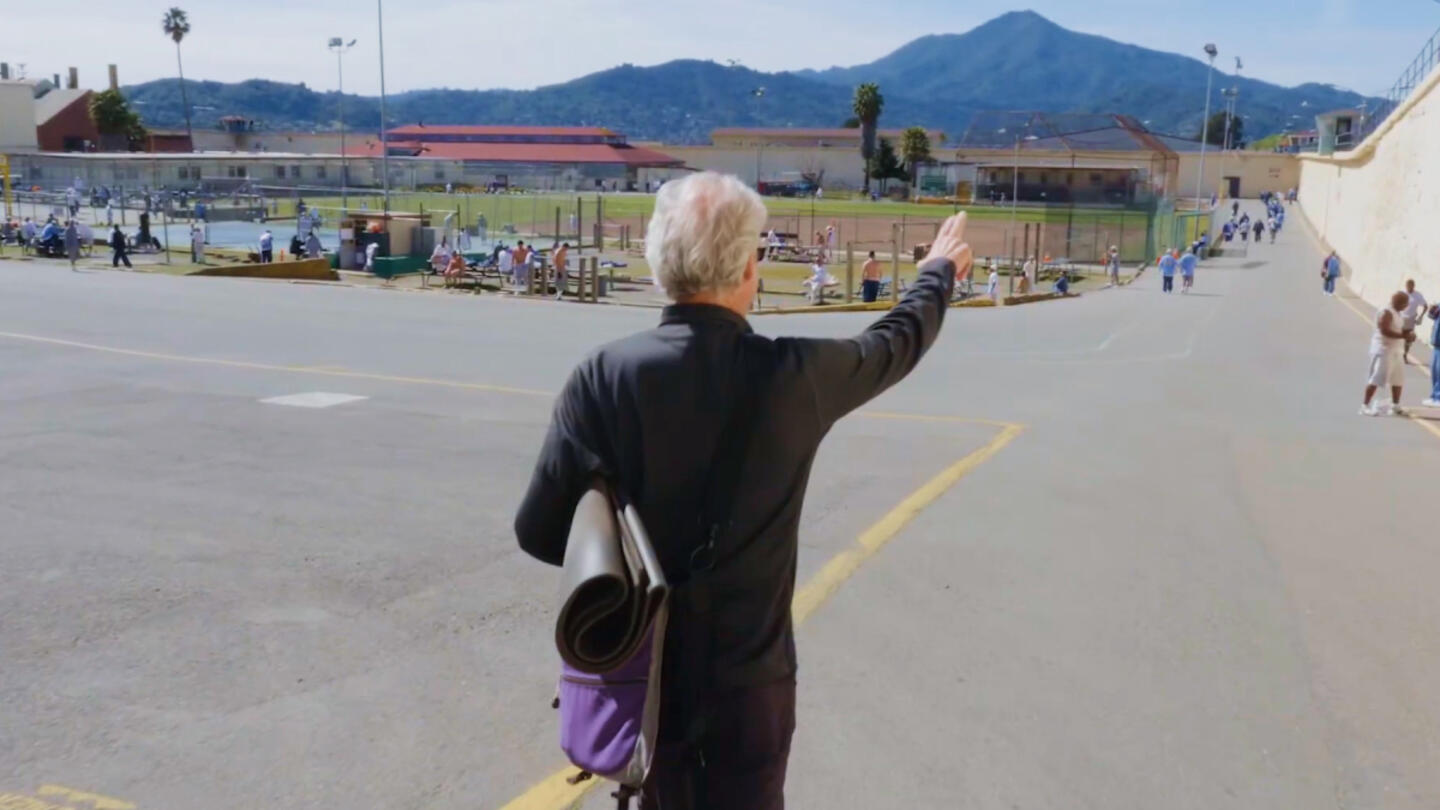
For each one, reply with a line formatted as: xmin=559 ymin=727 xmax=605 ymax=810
xmin=647 ymin=128 xmax=944 ymax=191
xmin=0 ymin=80 xmax=39 ymax=151
xmin=662 ymin=122 xmax=1296 ymax=200
xmin=1174 ymin=150 xmax=1298 ymax=200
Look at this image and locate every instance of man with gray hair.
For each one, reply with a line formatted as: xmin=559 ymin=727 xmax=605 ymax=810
xmin=515 ymin=171 xmax=972 ymax=808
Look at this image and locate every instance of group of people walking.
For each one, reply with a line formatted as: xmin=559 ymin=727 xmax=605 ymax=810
xmin=1221 ymin=195 xmax=1286 ymax=246
xmin=1157 ymin=247 xmax=1199 ymax=293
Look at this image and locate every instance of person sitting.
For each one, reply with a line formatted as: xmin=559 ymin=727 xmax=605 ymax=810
xmin=1054 ymin=270 xmax=1071 ymax=295
xmin=431 ymin=238 xmax=452 ymax=275
xmin=38 ymin=220 xmax=62 ymax=255
xmin=802 ymin=259 xmax=838 ymax=304
xmin=443 ymin=250 xmax=468 ymax=287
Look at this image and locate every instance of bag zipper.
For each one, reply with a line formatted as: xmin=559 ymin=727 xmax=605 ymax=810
xmin=561 ymin=674 xmax=649 ymax=686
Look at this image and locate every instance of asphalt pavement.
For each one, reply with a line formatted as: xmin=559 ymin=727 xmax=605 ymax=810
xmin=1 ymin=202 xmax=1436 ymax=810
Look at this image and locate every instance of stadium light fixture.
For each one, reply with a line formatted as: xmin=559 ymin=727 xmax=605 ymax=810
xmin=328 ymin=37 xmax=357 ymax=213
xmin=377 ymin=0 xmax=391 ymax=214
xmin=1195 ymin=44 xmax=1219 ymax=208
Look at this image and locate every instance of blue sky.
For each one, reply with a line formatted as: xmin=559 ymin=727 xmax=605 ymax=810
xmin=6 ymin=1 xmax=1435 ymax=97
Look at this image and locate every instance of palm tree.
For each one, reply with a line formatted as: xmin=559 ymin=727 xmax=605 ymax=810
xmin=852 ymin=83 xmax=884 ymax=195
xmin=162 ymin=7 xmax=193 ymax=148
xmin=899 ymin=127 xmax=932 ymax=194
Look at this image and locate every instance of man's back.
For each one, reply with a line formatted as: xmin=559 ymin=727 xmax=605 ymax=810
xmin=515 ymin=259 xmax=954 ymax=689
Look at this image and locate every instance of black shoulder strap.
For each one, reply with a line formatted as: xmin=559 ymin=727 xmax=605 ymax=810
xmin=668 ymin=350 xmax=766 ymax=806
xmin=689 ymin=353 xmax=765 ymax=574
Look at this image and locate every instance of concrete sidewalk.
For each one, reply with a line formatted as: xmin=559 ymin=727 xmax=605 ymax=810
xmin=1 ymin=199 xmax=1437 ymax=810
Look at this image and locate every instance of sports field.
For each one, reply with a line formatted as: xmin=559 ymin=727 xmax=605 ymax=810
xmin=273 ymin=190 xmax=1155 ymax=263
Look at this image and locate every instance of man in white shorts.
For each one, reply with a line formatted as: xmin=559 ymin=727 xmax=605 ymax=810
xmin=1360 ymin=290 xmax=1416 ymax=416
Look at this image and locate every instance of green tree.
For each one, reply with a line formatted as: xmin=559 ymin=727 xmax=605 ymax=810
xmin=162 ymin=7 xmax=194 ymax=147
xmin=89 ymin=89 xmax=148 ymax=148
xmin=841 ymin=116 xmax=860 ymax=128
xmin=1195 ymin=111 xmax=1243 ymax=147
xmin=867 ymin=137 xmax=905 ymax=193
xmin=851 ymin=83 xmax=884 ymax=194
xmin=899 ymin=126 xmax=932 ymax=190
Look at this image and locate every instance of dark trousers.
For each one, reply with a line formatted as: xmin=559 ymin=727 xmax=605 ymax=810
xmin=112 ymin=249 xmax=131 ymax=268
xmin=261 ymin=249 xmax=273 ymax=263
xmin=861 ymin=279 xmax=880 ymax=303
xmin=1324 ymin=276 xmax=1337 ymax=294
xmin=1162 ymin=275 xmax=1174 ymax=293
xmin=642 ymin=680 xmax=795 ymax=810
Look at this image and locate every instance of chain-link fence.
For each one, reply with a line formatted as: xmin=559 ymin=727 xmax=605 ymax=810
xmin=1355 ymin=23 xmax=1440 ymax=146
xmin=2 ymin=152 xmax=1162 ymax=268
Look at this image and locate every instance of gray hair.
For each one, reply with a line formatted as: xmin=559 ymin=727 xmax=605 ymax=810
xmin=645 ymin=172 xmax=766 ymax=299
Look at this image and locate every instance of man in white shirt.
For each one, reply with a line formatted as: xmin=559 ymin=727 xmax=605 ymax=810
xmin=986 ymin=261 xmax=1000 ymax=302
xmin=1403 ymin=279 xmax=1427 ymax=362
xmin=190 ymin=226 xmax=206 ymax=264
xmin=1361 ymin=291 xmax=1415 ymax=416
xmin=498 ymin=244 xmax=516 ymax=287
xmin=364 ymin=240 xmax=380 ymax=273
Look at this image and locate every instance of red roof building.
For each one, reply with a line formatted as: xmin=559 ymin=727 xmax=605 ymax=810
xmin=349 ymin=125 xmax=681 ymax=168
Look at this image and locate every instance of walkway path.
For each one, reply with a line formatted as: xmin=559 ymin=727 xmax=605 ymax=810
xmin=0 ymin=201 xmax=1435 ymax=810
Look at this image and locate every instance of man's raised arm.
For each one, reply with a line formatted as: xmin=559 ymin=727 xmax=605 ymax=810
xmin=794 ymin=213 xmax=974 ymax=427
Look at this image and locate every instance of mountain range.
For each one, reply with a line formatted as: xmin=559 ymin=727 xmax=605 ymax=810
xmin=121 ymin=11 xmax=1376 ymax=144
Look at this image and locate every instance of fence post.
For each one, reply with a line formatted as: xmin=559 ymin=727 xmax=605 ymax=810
xmin=591 ymin=257 xmax=601 ymax=302
xmin=554 ymin=207 xmax=561 ymax=248
xmin=845 ymin=243 xmax=854 ymax=303
xmin=1021 ymin=223 xmax=1032 ymax=282
xmin=890 ymin=222 xmax=900 ymax=304
xmin=577 ymin=256 xmax=588 ymax=301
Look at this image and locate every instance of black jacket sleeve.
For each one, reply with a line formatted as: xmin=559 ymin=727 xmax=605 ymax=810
xmin=513 ymin=364 xmax=606 ymax=566
xmin=790 ymin=256 xmax=955 ymax=426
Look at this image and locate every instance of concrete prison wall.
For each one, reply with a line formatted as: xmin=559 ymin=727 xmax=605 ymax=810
xmin=1298 ymin=61 xmax=1440 ymax=310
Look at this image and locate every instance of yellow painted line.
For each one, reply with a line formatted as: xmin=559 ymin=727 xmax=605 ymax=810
xmin=858 ymin=409 xmax=1017 ymax=429
xmin=0 ymin=330 xmax=1027 ymax=428
xmin=494 ymin=769 xmax=596 ymax=810
xmin=0 ymin=330 xmax=552 ymax=398
xmin=35 ymin=785 xmax=134 ymax=810
xmin=1333 ymin=290 xmax=1374 ymax=328
xmin=791 ymin=422 xmax=1023 ymax=623
xmin=1406 ymin=414 xmax=1440 ymax=440
xmin=500 ymin=420 xmax=1024 ymax=810
xmin=0 ymin=792 xmax=69 ymax=810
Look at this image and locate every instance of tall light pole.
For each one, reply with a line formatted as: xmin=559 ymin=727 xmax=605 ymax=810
xmin=1194 ymin=43 xmax=1219 ymax=208
xmin=377 ymin=0 xmax=391 ymax=214
xmin=328 ymin=37 xmax=356 ymax=212
xmin=1004 ymin=126 xmax=1037 ymax=294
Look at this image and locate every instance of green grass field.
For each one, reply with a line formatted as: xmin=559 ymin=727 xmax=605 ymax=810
xmin=268 ymin=191 xmax=1150 ymax=229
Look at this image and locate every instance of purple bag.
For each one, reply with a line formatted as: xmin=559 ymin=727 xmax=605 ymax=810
xmin=554 ymin=485 xmax=669 ymax=787
xmin=558 ymin=613 xmax=667 ymax=785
